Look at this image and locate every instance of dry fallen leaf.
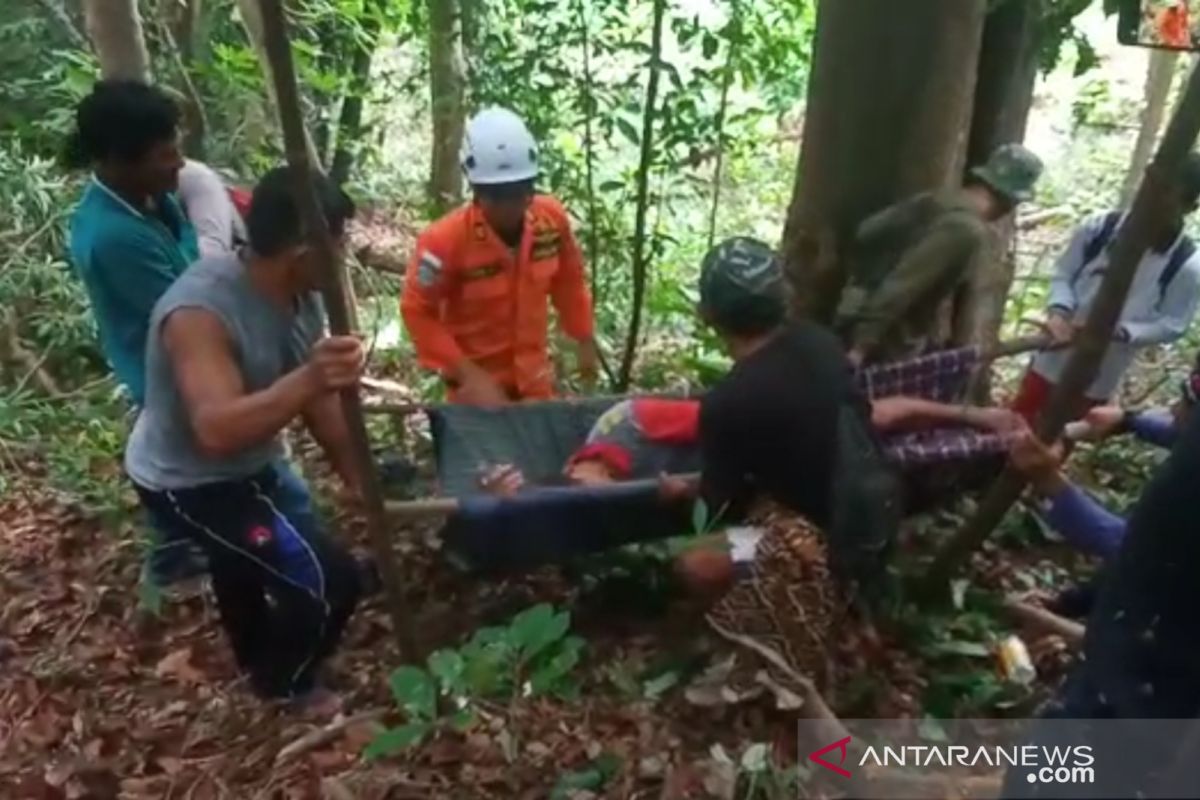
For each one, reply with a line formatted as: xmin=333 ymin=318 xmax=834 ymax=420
xmin=309 ymin=748 xmax=350 ymax=771
xmin=154 ymin=647 xmax=206 ymax=685
xmin=156 ymin=756 xmax=184 ymax=776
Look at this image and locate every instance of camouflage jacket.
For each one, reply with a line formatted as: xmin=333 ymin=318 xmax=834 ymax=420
xmin=834 ymin=191 xmax=989 ymax=362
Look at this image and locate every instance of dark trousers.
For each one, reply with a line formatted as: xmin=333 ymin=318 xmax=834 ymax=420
xmin=135 ymin=468 xmax=361 ymax=698
xmin=144 ymin=459 xmax=316 ymax=584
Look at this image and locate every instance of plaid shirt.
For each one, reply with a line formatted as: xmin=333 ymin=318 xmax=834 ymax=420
xmin=857 ymin=345 xmax=979 ymax=403
xmin=855 ymin=346 xmax=1014 ymax=467
xmin=880 ymin=427 xmax=1017 ymax=468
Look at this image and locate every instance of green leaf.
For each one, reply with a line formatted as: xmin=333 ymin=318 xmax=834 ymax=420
xmin=550 ymin=754 xmax=621 ymax=799
xmin=691 ymin=498 xmax=708 ymax=534
xmin=642 ymin=670 xmax=679 ymax=700
xmin=388 ymin=666 xmax=436 ymax=720
xmin=528 ymin=636 xmax=585 ymax=695
xmin=917 ymin=717 xmax=949 ymax=742
xmin=1072 ymin=34 xmax=1099 ymax=77
xmin=508 ymin=603 xmax=571 ymax=661
xmin=461 ymin=640 xmax=512 ymax=697
xmin=923 ymin=640 xmax=991 ymax=659
xmin=701 ymin=32 xmax=720 ymax=59
xmin=427 ymin=648 xmax=466 ymax=695
xmin=604 ymin=662 xmax=642 ymax=698
xmin=467 ymin=624 xmax=509 ymax=649
xmin=615 ymin=115 xmax=641 ymax=146
xmin=450 ymin=707 xmax=478 ymax=732
xmin=740 ymin=742 xmax=770 ymax=773
xmin=363 ymin=722 xmax=432 ymax=760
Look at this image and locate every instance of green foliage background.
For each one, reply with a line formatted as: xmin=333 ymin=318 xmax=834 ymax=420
xmin=0 ymin=0 xmax=1186 ymax=521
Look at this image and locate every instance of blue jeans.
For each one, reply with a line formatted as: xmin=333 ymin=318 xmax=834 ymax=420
xmin=146 ymin=460 xmax=314 ymax=584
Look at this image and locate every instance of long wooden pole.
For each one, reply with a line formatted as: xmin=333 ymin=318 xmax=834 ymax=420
xmin=257 ymin=0 xmax=417 ymax=659
xmin=922 ymin=62 xmax=1200 ymax=594
xmin=616 ymin=0 xmax=666 ymax=391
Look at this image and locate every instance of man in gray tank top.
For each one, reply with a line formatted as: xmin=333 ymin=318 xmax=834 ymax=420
xmin=126 ymin=167 xmax=362 ymax=714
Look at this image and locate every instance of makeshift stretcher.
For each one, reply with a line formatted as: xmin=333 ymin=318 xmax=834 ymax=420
xmin=372 ymin=336 xmax=1049 ymax=570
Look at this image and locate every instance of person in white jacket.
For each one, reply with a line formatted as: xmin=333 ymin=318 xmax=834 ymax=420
xmin=176 ymin=159 xmax=247 ymax=258
xmin=1012 ymin=154 xmax=1200 ymax=423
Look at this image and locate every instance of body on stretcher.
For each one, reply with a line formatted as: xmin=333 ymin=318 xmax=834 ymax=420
xmin=374 ymin=338 xmax=1056 ymax=570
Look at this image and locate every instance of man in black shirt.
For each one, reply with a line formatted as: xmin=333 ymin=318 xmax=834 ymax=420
xmin=666 ymin=238 xmax=900 ymax=601
xmin=695 ymin=237 xmax=866 ymax=528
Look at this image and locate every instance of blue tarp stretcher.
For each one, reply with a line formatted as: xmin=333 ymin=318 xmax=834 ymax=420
xmin=376 ymin=338 xmax=1049 ymax=571
xmin=421 ymin=398 xmax=694 ymax=570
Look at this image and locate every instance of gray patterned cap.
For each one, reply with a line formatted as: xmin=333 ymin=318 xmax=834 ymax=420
xmin=699 ymin=236 xmax=786 ymax=328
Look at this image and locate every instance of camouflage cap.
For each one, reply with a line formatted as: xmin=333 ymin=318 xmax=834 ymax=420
xmin=970 ymin=143 xmax=1043 ymax=204
xmin=698 ymin=236 xmax=786 ymax=329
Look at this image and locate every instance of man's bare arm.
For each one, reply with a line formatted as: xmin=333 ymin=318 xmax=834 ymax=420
xmin=163 ymin=308 xmax=360 ymax=457
xmin=871 ymin=396 xmax=1026 ymax=435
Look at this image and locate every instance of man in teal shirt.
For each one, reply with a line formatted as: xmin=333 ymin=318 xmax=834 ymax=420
xmin=66 ymin=81 xmax=206 ymax=584
xmin=67 ymin=81 xmax=198 ymax=405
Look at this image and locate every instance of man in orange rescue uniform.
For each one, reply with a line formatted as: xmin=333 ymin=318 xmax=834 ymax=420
xmin=401 ymin=107 xmax=598 ymax=405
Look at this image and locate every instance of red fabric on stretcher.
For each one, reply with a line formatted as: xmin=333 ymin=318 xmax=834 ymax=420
xmin=632 ymin=398 xmax=701 ymax=443
xmin=228 ymin=186 xmax=252 ymax=220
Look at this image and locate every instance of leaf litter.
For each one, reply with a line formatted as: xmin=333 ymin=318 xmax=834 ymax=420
xmin=0 ymin=467 xmax=1081 ymax=799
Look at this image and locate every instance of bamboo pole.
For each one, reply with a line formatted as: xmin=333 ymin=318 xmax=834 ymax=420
xmin=362 ymin=340 xmax=1047 ymax=419
xmin=1001 ymin=598 xmax=1085 ymax=647
xmin=616 ymin=0 xmax=666 ymax=390
xmin=922 ymin=62 xmax=1200 ymax=595
xmin=382 ymin=473 xmax=703 ymax=520
xmin=384 ymin=497 xmax=461 ymax=518
xmin=364 ymin=402 xmax=424 ymax=416
xmin=257 ymin=0 xmax=417 ymax=659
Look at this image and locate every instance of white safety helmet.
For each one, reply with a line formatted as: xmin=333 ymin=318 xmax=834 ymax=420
xmin=460 ymin=107 xmax=539 ymax=186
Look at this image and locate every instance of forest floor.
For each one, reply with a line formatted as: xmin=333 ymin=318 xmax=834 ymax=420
xmin=0 ymin=447 xmax=1089 ymax=800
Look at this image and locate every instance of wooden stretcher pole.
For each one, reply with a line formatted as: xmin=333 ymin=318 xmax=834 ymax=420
xmin=979 ymin=334 xmax=1057 ymax=362
xmin=385 ymin=497 xmax=460 ymax=518
xmin=382 ymin=473 xmax=702 ymax=519
xmin=257 ymin=0 xmax=417 ymax=660
xmin=362 ymin=392 xmax=697 ymax=417
xmin=921 ymin=62 xmax=1200 ymax=597
xmin=364 ymin=402 xmax=424 ymax=416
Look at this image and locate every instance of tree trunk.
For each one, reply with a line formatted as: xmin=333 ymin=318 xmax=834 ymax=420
xmin=574 ymin=0 xmax=600 ymax=297
xmin=923 ymin=60 xmax=1200 ymax=594
xmin=330 ymin=1 xmax=382 ymax=185
xmin=955 ymin=0 xmax=1045 ymax=398
xmin=616 ymin=0 xmax=666 ymax=391
xmin=1121 ymin=50 xmax=1181 ymax=205
xmin=781 ymin=0 xmax=987 ymax=323
xmin=328 ymin=54 xmax=370 ymax=185
xmin=427 ymin=0 xmax=466 ymax=213
xmin=237 ymin=0 xmax=321 ymax=167
xmin=157 ymin=13 xmax=210 ymax=160
xmin=83 ymin=0 xmax=151 ymax=81
xmin=707 ymin=0 xmax=740 ymax=252
xmin=172 ymin=0 xmax=204 ymax=65
xmin=460 ymin=0 xmax=478 ymax=60
xmin=36 ymin=0 xmax=88 ymax=49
